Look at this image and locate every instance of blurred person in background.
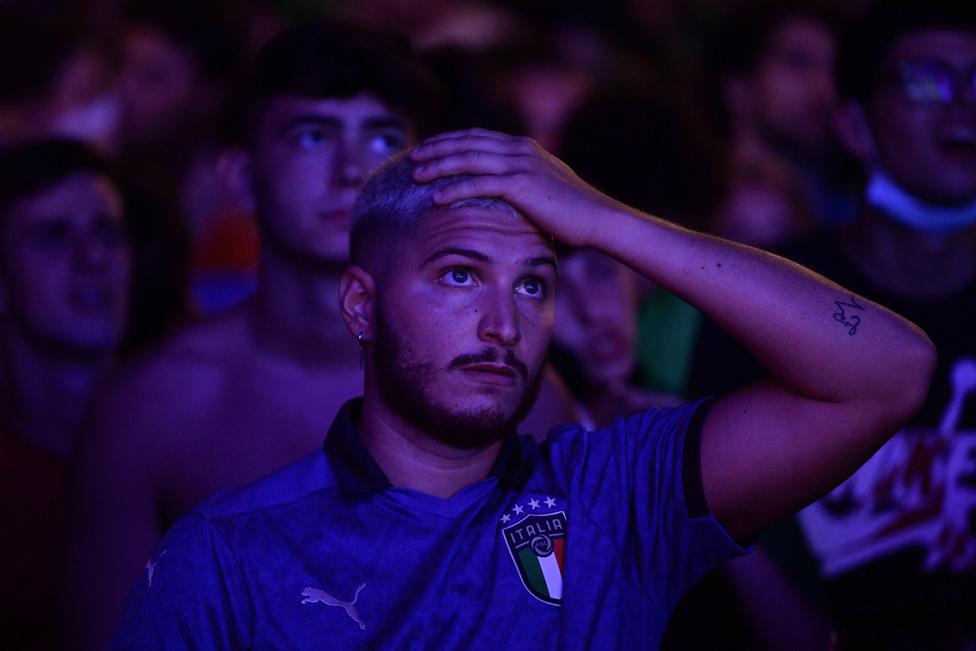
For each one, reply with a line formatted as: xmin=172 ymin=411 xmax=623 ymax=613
xmin=0 ymin=4 xmax=192 ymax=356
xmin=689 ymin=1 xmax=976 ymax=646
xmin=0 ymin=6 xmax=121 ymax=153
xmin=115 ymin=0 xmax=245 ymax=197
xmin=501 ymin=46 xmax=595 ymax=154
xmin=0 ymin=139 xmax=130 ymax=651
xmin=707 ymin=0 xmax=858 ymax=230
xmin=710 ymin=155 xmax=817 ymax=250
xmin=113 ymin=0 xmax=246 ymax=320
xmin=550 ymin=245 xmax=680 ymax=430
xmin=560 ymin=83 xmax=720 ymax=399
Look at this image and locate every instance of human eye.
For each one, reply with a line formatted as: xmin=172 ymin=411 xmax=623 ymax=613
xmin=516 ymin=277 xmax=547 ymax=299
xmin=292 ymin=126 xmax=333 ymax=150
xmin=899 ymin=59 xmax=954 ymax=104
xmin=25 ymin=221 xmax=71 ymax=251
xmin=440 ymin=267 xmax=477 ymax=287
xmin=369 ymin=129 xmax=408 ymax=155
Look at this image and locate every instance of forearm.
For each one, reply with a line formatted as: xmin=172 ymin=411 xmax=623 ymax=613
xmin=587 ymin=204 xmax=934 ymax=407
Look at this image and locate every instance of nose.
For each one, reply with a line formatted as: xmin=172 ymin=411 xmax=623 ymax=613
xmin=571 ymin=282 xmax=616 ymax=326
xmin=477 ymin=289 xmax=522 ymax=348
xmin=72 ymin=230 xmax=110 ymax=272
xmin=333 ymin=136 xmax=366 ymax=188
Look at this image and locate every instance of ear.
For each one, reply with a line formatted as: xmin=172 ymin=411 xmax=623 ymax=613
xmin=217 ymin=148 xmax=256 ymax=214
xmin=834 ymin=101 xmax=876 ymax=164
xmin=340 ymin=265 xmax=376 ymax=340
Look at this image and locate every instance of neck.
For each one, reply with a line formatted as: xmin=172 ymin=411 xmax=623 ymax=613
xmin=1 ymin=327 xmax=113 ymax=456
xmin=248 ymin=246 xmax=360 ymax=369
xmin=842 ymin=205 xmax=976 ymax=299
xmin=358 ymin=388 xmax=502 ymax=499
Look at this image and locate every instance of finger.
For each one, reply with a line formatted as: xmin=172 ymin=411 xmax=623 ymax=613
xmin=411 ymin=137 xmax=515 ymax=162
xmin=413 ymin=152 xmax=530 ymax=182
xmin=432 ymin=174 xmax=523 ymax=205
xmin=412 ymin=134 xmax=534 ymax=161
xmin=421 ymin=128 xmax=512 ymax=144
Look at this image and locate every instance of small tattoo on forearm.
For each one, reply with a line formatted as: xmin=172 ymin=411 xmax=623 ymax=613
xmin=833 ymin=296 xmax=864 ymax=336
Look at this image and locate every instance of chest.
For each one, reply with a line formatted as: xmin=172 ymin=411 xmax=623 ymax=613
xmin=234 ymin=490 xmax=654 ymax=650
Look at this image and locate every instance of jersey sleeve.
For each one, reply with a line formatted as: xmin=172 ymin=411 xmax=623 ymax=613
xmin=109 ymin=513 xmax=252 ymax=650
xmin=549 ymin=399 xmax=750 ymax=611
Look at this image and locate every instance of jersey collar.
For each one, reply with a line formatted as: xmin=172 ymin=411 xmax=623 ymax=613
xmin=323 ymin=398 xmax=532 ymax=500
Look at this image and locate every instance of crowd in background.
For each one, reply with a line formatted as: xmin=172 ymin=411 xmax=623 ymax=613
xmin=0 ymin=0 xmax=974 ymax=648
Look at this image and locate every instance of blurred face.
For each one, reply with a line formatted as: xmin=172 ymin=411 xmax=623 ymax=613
xmin=248 ymin=94 xmax=412 ymax=267
xmin=510 ymin=66 xmax=591 ymax=153
xmin=118 ymin=26 xmax=201 ymax=148
xmin=0 ymin=173 xmax=130 ymax=353
xmin=42 ymin=48 xmax=121 ymax=154
xmin=552 ymin=250 xmax=638 ymax=386
xmin=866 ymin=30 xmax=976 ymax=204
xmin=713 ymin=180 xmax=808 ymax=248
xmin=753 ymin=17 xmax=837 ymax=155
xmin=372 ymin=206 xmax=555 ymax=448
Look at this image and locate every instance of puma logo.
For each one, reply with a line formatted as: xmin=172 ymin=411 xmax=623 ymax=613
xmin=145 ymin=549 xmax=167 ymax=587
xmin=300 ymin=583 xmax=367 ymax=630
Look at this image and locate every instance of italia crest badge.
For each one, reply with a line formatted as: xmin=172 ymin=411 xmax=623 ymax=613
xmin=501 ymin=497 xmax=567 ymax=605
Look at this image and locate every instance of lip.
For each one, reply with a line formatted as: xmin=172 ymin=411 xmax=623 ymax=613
xmin=68 ymin=286 xmax=114 ymax=311
xmin=458 ymin=363 xmax=518 ymax=386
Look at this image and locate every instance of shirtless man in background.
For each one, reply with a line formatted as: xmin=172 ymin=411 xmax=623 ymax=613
xmin=62 ymin=20 xmax=441 ymax=651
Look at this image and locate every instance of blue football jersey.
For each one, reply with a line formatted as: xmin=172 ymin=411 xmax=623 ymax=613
xmin=111 ymin=399 xmax=746 ymax=650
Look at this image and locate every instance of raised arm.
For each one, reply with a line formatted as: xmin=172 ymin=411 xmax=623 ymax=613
xmin=411 ymin=129 xmax=936 ymax=541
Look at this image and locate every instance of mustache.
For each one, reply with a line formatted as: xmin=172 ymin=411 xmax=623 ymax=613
xmin=449 ymin=348 xmax=529 ymax=380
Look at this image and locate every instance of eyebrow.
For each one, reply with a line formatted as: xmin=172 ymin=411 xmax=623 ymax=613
xmin=528 ymin=256 xmax=557 ymax=271
xmin=276 ymin=114 xmax=408 ymax=137
xmin=423 ymin=248 xmax=491 ymax=266
xmin=422 ymin=248 xmax=557 ymax=271
xmin=277 ymin=115 xmax=340 ymax=136
xmin=363 ymin=116 xmax=409 ymax=131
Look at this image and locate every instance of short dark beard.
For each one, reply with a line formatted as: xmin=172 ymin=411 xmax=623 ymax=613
xmin=372 ymin=309 xmax=545 ymax=449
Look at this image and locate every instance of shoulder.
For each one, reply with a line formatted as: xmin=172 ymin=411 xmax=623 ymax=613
xmin=80 ymin=310 xmax=252 ymax=474
xmin=536 ymin=400 xmax=712 ymax=499
xmin=123 ymin=307 xmax=251 ymax=379
xmin=545 ymin=400 xmax=710 ymax=451
xmin=94 ymin=310 xmax=250 ymax=423
xmin=192 ymin=449 xmax=334 ymax=523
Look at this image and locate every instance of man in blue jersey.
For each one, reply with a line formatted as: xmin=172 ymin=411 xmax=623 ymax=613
xmin=111 ymin=129 xmax=935 ymax=649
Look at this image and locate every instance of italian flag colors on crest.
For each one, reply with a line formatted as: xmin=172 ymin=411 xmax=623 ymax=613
xmin=502 ymin=510 xmax=567 ymax=605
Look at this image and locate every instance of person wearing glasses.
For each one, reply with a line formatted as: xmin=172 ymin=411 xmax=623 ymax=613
xmin=689 ymin=1 xmax=976 ymax=647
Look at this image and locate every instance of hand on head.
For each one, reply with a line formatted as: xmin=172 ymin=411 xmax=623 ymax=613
xmin=409 ymin=128 xmax=618 ymax=248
